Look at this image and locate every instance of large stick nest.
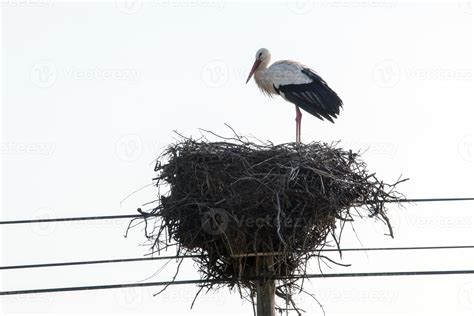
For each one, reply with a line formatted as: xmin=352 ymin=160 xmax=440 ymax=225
xmin=142 ymin=132 xmax=404 ymax=312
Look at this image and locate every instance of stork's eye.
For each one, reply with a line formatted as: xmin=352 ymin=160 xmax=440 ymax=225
xmin=258 ymin=52 xmax=262 ymax=57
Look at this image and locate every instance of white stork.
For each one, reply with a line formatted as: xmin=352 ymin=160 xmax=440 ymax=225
xmin=246 ymin=48 xmax=343 ymax=143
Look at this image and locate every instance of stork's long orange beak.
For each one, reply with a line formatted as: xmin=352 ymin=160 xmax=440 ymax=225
xmin=246 ymin=59 xmax=261 ymax=84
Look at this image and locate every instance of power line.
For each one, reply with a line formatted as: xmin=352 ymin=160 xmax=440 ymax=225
xmin=388 ymin=197 xmax=474 ymax=203
xmin=1 ymin=197 xmax=473 ymax=226
xmin=0 ymin=214 xmax=140 ymax=225
xmin=0 ymin=254 xmax=201 ymax=271
xmin=319 ymin=245 xmax=474 ymax=252
xmin=2 ymin=245 xmax=473 ymax=271
xmin=2 ymin=269 xmax=473 ymax=296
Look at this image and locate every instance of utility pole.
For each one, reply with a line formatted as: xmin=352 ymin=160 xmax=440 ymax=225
xmin=255 ymin=255 xmax=276 ymax=316
xmin=256 ymin=278 xmax=275 ymax=316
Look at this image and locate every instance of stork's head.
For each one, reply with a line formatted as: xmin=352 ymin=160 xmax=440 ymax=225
xmin=246 ymin=48 xmax=271 ymax=84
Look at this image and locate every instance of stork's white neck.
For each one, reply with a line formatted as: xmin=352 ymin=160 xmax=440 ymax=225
xmin=258 ymin=57 xmax=271 ymax=72
xmin=254 ymin=70 xmax=275 ymax=96
xmin=253 ymin=58 xmax=275 ymax=96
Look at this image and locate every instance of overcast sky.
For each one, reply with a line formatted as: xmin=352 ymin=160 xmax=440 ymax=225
xmin=1 ymin=0 xmax=473 ymax=315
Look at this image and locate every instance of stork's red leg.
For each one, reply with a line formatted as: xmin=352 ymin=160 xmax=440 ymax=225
xmin=295 ymin=106 xmax=302 ymax=143
xmin=298 ymin=109 xmax=302 ymax=143
xmin=299 ymin=113 xmax=302 ymax=143
xmin=295 ymin=117 xmax=298 ymax=143
xmin=295 ymin=106 xmax=299 ymax=143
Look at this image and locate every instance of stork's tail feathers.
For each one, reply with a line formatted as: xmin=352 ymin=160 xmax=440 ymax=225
xmin=277 ymin=68 xmax=343 ymax=123
xmin=300 ymin=68 xmax=343 ymax=122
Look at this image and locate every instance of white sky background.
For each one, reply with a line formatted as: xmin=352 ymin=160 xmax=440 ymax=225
xmin=0 ymin=0 xmax=473 ymax=315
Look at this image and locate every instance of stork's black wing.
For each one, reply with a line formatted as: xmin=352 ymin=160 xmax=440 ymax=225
xmin=274 ymin=68 xmax=343 ymax=123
